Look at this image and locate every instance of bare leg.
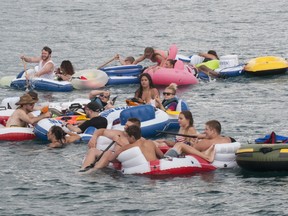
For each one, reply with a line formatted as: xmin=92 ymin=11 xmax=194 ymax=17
xmin=174 ymin=142 xmax=215 ymax=162
xmin=81 ymin=148 xmax=102 ymax=169
xmin=203 ymin=145 xmax=216 ymax=162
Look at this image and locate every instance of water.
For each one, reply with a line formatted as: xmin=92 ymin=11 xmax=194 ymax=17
xmin=1 ymin=0 xmax=288 ymax=215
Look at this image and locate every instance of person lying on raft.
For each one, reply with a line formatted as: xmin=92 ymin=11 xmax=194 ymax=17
xmin=164 ymin=120 xmax=234 ymax=162
xmin=114 ymin=54 xmax=135 ymax=65
xmin=80 ymin=125 xmax=163 ymax=173
xmin=80 ymin=118 xmax=141 ymax=172
xmin=88 ymin=90 xmax=114 ymax=110
xmin=154 ymin=111 xmax=198 ymax=147
xmin=97 ymin=54 xmax=135 ymax=68
xmin=133 ymin=47 xmax=168 ymax=67
xmin=6 ymin=94 xmax=51 ymax=127
xmin=155 ymin=83 xmax=178 ymax=111
xmin=47 ymin=125 xmax=81 ymax=148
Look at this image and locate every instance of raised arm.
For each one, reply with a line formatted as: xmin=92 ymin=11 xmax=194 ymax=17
xmin=133 ymin=55 xmax=145 ymax=65
xmin=20 ymin=55 xmax=41 ymax=63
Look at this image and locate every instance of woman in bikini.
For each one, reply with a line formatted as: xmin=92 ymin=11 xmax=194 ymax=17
xmin=133 ymin=73 xmax=159 ymax=105
xmin=154 ymin=110 xmax=197 ymax=147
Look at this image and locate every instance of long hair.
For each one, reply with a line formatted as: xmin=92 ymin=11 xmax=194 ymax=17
xmin=60 ymin=60 xmax=75 ymax=75
xmin=135 ymin=73 xmax=156 ymax=99
xmin=50 ymin=125 xmax=67 ymax=145
xmin=180 ymin=110 xmax=194 ymax=128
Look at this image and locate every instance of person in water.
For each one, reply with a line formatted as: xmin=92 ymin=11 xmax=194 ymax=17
xmin=155 ymin=83 xmax=178 ymax=111
xmin=47 ymin=125 xmax=81 ymax=148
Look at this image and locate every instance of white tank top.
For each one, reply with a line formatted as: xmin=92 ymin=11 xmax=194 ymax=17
xmin=37 ymin=60 xmax=55 ymax=79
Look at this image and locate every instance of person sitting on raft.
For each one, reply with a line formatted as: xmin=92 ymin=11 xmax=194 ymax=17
xmin=133 ymin=73 xmax=159 ymax=105
xmin=133 ymin=47 xmax=168 ymax=67
xmin=55 ymin=60 xmax=75 ymax=81
xmin=155 ymin=83 xmax=178 ymax=111
xmin=154 ymin=110 xmax=198 ymax=148
xmin=81 ymin=125 xmax=163 ymax=174
xmin=6 ymin=94 xmax=51 ymax=127
xmin=164 ymin=120 xmax=235 ymax=162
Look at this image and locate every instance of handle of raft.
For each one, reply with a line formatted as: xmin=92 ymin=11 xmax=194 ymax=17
xmin=156 ymin=130 xmax=198 ymax=138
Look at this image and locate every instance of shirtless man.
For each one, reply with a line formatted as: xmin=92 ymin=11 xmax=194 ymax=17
xmin=21 ymin=46 xmax=55 ymax=79
xmin=5 ymin=94 xmax=51 ymax=127
xmin=80 ymin=125 xmax=163 ymax=173
xmin=164 ymin=120 xmax=233 ymax=162
xmin=80 ymin=118 xmax=141 ymax=171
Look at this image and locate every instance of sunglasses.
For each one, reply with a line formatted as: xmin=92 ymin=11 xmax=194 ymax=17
xmin=99 ymin=94 xmax=109 ymax=99
xmin=163 ymin=92 xmax=173 ymax=96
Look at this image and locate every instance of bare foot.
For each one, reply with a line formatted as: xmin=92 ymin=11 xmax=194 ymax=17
xmin=204 ymin=145 xmax=215 ymax=163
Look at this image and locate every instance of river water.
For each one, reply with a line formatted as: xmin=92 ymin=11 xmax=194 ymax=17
xmin=1 ymin=0 xmax=288 ymax=215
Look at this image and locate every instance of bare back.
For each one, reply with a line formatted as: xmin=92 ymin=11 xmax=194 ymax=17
xmin=127 ymin=139 xmax=163 ymax=161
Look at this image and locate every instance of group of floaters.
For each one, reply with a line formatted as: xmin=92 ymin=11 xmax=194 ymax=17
xmin=0 ymin=78 xmax=242 ymax=176
xmin=1 ymin=44 xmax=288 ymax=176
xmin=1 ymin=45 xmax=287 ymax=92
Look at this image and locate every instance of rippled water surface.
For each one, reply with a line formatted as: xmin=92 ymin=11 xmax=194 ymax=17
xmin=1 ymin=0 xmax=288 ymax=215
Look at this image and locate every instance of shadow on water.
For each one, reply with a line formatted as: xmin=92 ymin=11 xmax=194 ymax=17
xmin=235 ymin=167 xmax=288 ymax=178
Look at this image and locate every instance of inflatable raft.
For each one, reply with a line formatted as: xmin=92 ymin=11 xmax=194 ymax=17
xmin=100 ymin=105 xmax=169 ymax=138
xmin=33 ymin=118 xmax=95 ymax=141
xmin=71 ymin=69 xmax=109 ymax=90
xmin=113 ymin=142 xmax=241 ymax=175
xmin=144 ymin=60 xmax=198 ymax=86
xmin=236 ymin=144 xmax=288 ymax=171
xmin=244 ymin=56 xmax=288 ymax=76
xmin=100 ymin=65 xmax=142 ymax=85
xmin=10 ymin=70 xmax=73 ymax=92
xmin=0 ymin=127 xmax=36 ymax=141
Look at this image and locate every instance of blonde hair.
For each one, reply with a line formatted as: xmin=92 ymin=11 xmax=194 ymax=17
xmin=166 ymin=83 xmax=178 ymax=95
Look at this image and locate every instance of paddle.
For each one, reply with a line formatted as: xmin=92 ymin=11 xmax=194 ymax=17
xmin=156 ymin=130 xmax=198 ymax=138
xmin=97 ymin=56 xmax=116 ymax=69
xmin=22 ymin=59 xmax=30 ymax=91
xmin=79 ymin=140 xmax=116 ymax=172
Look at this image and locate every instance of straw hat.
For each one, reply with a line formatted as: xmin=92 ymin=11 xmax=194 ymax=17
xmin=15 ymin=94 xmax=37 ymax=105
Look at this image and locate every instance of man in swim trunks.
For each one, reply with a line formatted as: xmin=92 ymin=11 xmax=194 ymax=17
xmin=6 ymin=94 xmax=51 ymax=127
xmin=21 ymin=46 xmax=55 ymax=79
